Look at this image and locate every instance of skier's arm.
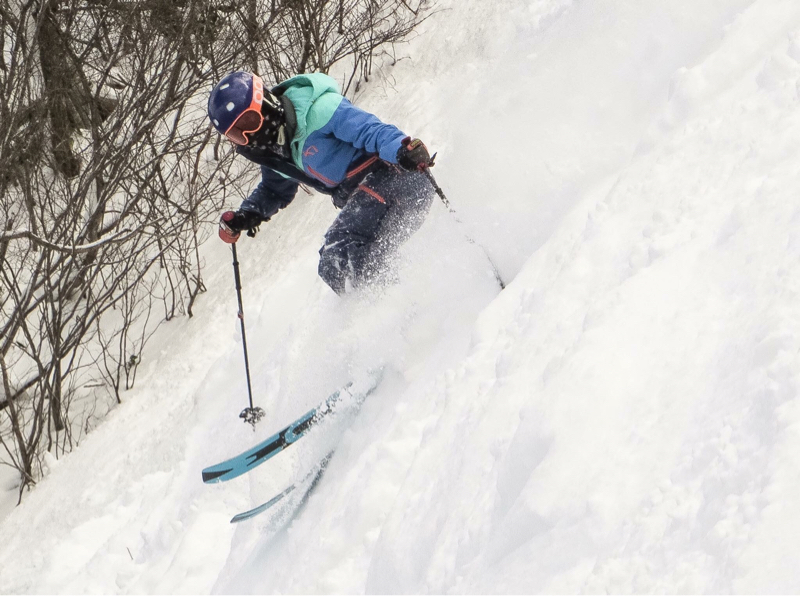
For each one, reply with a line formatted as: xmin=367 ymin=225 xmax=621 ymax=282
xmin=326 ymin=98 xmax=408 ymax=164
xmin=240 ymin=166 xmax=300 ymax=221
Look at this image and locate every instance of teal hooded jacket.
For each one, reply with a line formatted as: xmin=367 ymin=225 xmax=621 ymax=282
xmin=239 ymin=73 xmax=407 ymax=220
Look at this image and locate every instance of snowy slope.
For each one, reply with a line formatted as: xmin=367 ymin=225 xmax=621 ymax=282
xmin=3 ymin=0 xmax=800 ymax=593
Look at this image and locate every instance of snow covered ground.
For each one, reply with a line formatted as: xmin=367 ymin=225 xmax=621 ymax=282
xmin=3 ymin=0 xmax=800 ymax=593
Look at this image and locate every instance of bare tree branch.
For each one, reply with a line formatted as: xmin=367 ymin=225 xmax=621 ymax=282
xmin=0 ymin=0 xmax=434 ymax=502
xmin=0 ymin=228 xmax=136 ymax=254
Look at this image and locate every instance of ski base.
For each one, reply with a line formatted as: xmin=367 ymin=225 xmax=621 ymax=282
xmin=230 ymin=485 xmax=296 ymax=523
xmin=230 ymin=451 xmax=334 ymax=523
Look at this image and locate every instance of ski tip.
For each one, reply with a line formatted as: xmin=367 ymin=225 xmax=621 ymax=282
xmin=229 ymin=484 xmax=297 ymax=523
xmin=230 ymin=505 xmax=268 ymax=524
xmin=202 ymin=468 xmax=233 ymax=483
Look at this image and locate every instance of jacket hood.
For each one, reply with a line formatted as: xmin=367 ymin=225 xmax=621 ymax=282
xmin=272 ymin=73 xmax=343 ymax=170
xmin=273 ymin=72 xmax=339 ymax=102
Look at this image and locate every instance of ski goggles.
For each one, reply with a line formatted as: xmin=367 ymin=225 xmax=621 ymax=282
xmin=224 ymin=74 xmax=264 ymax=146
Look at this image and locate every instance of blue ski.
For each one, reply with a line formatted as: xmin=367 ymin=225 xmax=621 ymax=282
xmin=203 ymin=372 xmax=380 ymax=484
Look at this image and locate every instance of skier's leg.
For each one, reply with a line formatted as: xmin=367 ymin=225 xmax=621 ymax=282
xmin=318 ymin=167 xmax=434 ymax=294
xmin=372 ymin=169 xmax=434 ymax=256
xmin=318 ymin=177 xmax=391 ymax=294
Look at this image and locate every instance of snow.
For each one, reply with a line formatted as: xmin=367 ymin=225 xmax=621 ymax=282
xmin=3 ymin=0 xmax=800 ymax=593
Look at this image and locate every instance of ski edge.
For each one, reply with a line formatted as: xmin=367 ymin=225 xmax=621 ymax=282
xmin=229 ymin=451 xmax=335 ymax=523
xmin=230 ymin=485 xmax=296 ymax=523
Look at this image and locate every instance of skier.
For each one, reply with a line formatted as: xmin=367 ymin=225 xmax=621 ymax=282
xmin=208 ymin=71 xmax=435 ymax=295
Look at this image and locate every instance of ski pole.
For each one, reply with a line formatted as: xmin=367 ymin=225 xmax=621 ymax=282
xmin=423 ymin=169 xmax=506 ymax=290
xmin=230 ymin=243 xmax=264 ymax=428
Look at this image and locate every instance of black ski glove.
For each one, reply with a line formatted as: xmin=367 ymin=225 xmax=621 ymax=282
xmin=396 ymin=137 xmax=433 ymax=171
xmin=219 ymin=210 xmax=263 ymax=244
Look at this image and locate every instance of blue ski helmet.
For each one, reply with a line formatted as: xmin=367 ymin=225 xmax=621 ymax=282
xmin=208 ymin=71 xmax=264 ymax=137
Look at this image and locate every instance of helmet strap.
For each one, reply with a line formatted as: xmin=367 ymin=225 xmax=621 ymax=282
xmin=247 ymin=89 xmax=288 ymax=156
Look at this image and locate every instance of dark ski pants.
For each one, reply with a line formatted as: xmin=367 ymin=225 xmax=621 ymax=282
xmin=318 ymin=165 xmax=434 ymax=295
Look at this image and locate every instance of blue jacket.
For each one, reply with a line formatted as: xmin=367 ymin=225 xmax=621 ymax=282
xmin=238 ymin=73 xmax=407 ymax=220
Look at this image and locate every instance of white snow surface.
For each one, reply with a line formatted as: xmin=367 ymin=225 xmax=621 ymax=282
xmin=3 ymin=0 xmax=800 ymax=593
